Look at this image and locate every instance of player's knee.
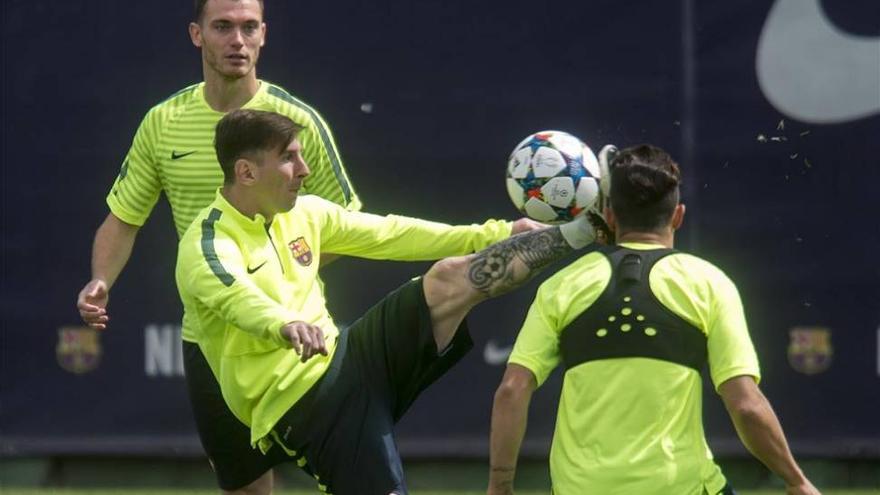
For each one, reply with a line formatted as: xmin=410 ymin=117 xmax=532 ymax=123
xmin=424 ymin=256 xmax=473 ymax=305
xmin=426 ymin=255 xmax=464 ymax=280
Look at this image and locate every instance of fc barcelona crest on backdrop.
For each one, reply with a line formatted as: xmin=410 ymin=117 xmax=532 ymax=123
xmin=289 ymin=237 xmax=313 ymax=266
xmin=787 ymin=326 xmax=833 ymax=375
xmin=56 ymin=326 xmax=102 ymax=374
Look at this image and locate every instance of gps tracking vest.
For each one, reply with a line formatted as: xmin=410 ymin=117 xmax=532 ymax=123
xmin=560 ymin=247 xmax=708 ymax=372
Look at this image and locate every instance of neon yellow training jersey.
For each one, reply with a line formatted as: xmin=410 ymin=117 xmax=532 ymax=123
xmin=508 ymin=243 xmax=760 ymax=495
xmin=106 ymin=80 xmax=361 ymax=238
xmin=176 ymin=191 xmax=511 ymax=450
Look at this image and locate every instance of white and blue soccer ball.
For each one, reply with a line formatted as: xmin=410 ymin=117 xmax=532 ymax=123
xmin=505 ymin=130 xmax=602 ymax=224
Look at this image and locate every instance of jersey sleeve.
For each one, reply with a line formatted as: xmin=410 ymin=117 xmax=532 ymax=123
xmin=105 ymin=108 xmax=163 ymax=226
xmin=311 ymin=197 xmax=512 ymax=259
xmin=706 ymin=272 xmax=761 ymax=390
xmin=177 ymin=220 xmax=296 ymax=347
xmin=296 ymin=109 xmax=362 ymax=212
xmin=507 ymin=281 xmax=562 ymax=387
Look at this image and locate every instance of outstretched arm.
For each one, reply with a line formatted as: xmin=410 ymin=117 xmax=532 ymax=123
xmin=719 ymin=376 xmax=820 ymax=495
xmin=321 ymin=217 xmax=547 ymax=268
xmin=488 ymin=364 xmax=537 ymax=495
xmin=76 ymin=213 xmax=140 ymax=329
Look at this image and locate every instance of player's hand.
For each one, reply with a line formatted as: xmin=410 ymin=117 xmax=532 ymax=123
xmin=77 ymin=279 xmax=110 ymax=330
xmin=785 ymin=480 xmax=821 ymax=495
xmin=582 ymin=143 xmax=617 ymax=246
xmin=510 ymin=217 xmax=547 ymax=236
xmin=280 ymin=321 xmax=329 ymax=362
xmin=597 ymin=144 xmax=618 ymax=200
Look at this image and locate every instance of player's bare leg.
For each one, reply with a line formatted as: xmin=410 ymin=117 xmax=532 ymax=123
xmin=222 ymin=470 xmax=273 ymax=495
xmin=424 ymin=225 xmax=581 ymax=351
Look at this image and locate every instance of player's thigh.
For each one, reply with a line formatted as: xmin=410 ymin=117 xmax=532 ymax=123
xmin=346 ymin=278 xmax=473 ymax=421
xmin=183 ymin=343 xmax=286 ymax=490
xmin=274 ymin=344 xmax=406 ymax=495
xmin=305 ymin=384 xmax=406 ymax=495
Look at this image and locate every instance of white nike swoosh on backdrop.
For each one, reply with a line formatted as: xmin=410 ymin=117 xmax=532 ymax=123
xmin=756 ymin=0 xmax=880 ymax=124
xmin=483 ymin=340 xmax=513 ymax=366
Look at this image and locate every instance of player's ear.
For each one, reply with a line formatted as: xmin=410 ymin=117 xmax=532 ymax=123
xmin=260 ymin=22 xmax=267 ymax=47
xmin=189 ymin=22 xmax=203 ymax=48
xmin=671 ymin=204 xmax=685 ymax=230
xmin=235 ymin=158 xmax=259 ymax=185
xmin=604 ymin=206 xmax=616 ymax=233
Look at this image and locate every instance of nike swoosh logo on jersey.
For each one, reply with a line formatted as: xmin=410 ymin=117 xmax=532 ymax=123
xmin=483 ymin=339 xmax=514 ymax=366
xmin=757 ymin=0 xmax=880 ymax=124
xmin=171 ymin=150 xmax=197 ymax=160
xmin=246 ymin=261 xmax=267 ymax=274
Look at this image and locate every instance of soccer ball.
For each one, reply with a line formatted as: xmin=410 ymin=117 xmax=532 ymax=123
xmin=505 ymin=130 xmax=601 ymax=224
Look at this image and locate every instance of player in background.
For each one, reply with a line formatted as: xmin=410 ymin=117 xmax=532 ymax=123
xmin=176 ymin=109 xmax=604 ymax=495
xmin=75 ymin=0 xmax=362 ymax=492
xmin=486 ymin=145 xmax=820 ymax=495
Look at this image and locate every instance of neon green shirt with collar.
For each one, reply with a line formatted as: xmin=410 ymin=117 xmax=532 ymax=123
xmin=176 ymin=191 xmax=511 ymax=449
xmin=508 ymin=242 xmax=760 ymax=495
xmin=106 ymin=80 xmax=361 ymax=344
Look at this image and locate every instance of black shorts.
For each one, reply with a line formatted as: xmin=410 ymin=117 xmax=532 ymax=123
xmin=183 ymin=342 xmax=289 ymax=490
xmin=272 ymin=277 xmax=473 ymax=495
xmin=718 ymin=483 xmax=737 ymax=495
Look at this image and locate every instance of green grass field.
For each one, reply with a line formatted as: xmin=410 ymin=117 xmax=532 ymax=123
xmin=2 ymin=458 xmax=877 ymax=494
xmin=1 ymin=490 xmax=879 ymax=495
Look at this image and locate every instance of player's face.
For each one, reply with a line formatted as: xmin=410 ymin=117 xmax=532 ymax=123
xmin=254 ymin=139 xmax=310 ymax=217
xmin=190 ymin=0 xmax=266 ymax=80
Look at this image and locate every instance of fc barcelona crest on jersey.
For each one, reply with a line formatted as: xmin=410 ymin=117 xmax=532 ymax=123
xmin=787 ymin=326 xmax=833 ymax=375
xmin=56 ymin=326 xmax=102 ymax=374
xmin=289 ymin=237 xmax=313 ymax=266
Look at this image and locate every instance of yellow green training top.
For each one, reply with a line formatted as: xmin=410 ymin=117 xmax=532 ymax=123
xmin=176 ymin=191 xmax=511 ymax=450
xmin=508 ymin=243 xmax=760 ymax=495
xmin=105 ymin=81 xmax=361 ymax=342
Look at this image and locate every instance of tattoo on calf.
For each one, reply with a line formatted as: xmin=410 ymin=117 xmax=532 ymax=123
xmin=467 ymin=247 xmax=516 ymax=292
xmin=467 ymin=227 xmax=571 ymax=297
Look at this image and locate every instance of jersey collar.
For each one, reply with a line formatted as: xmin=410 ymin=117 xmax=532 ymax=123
xmin=195 ymin=80 xmax=268 ymax=114
xmin=212 ymin=189 xmax=271 ymax=232
xmin=618 ymin=241 xmax=667 ymax=250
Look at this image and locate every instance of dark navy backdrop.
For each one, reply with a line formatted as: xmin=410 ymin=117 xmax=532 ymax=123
xmin=2 ymin=0 xmax=878 ymax=457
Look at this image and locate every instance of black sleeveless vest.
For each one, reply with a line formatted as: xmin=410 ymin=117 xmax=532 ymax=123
xmin=560 ymin=246 xmax=708 ymax=372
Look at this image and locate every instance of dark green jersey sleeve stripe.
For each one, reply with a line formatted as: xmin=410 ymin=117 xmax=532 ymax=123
xmin=200 ymin=208 xmax=235 ymax=287
xmin=267 ymin=85 xmax=352 ymax=204
xmin=159 ymin=82 xmax=199 ymax=104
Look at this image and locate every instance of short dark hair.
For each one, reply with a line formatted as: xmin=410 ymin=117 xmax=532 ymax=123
xmin=194 ymin=0 xmax=264 ymax=23
xmin=609 ymin=144 xmax=681 ymax=232
xmin=214 ymin=109 xmax=301 ymax=184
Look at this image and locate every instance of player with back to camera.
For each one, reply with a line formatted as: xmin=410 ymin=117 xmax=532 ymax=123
xmin=75 ymin=0 xmax=367 ymax=493
xmin=175 ymin=109 xmax=608 ymax=495
xmin=486 ymin=144 xmax=821 ymax=495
